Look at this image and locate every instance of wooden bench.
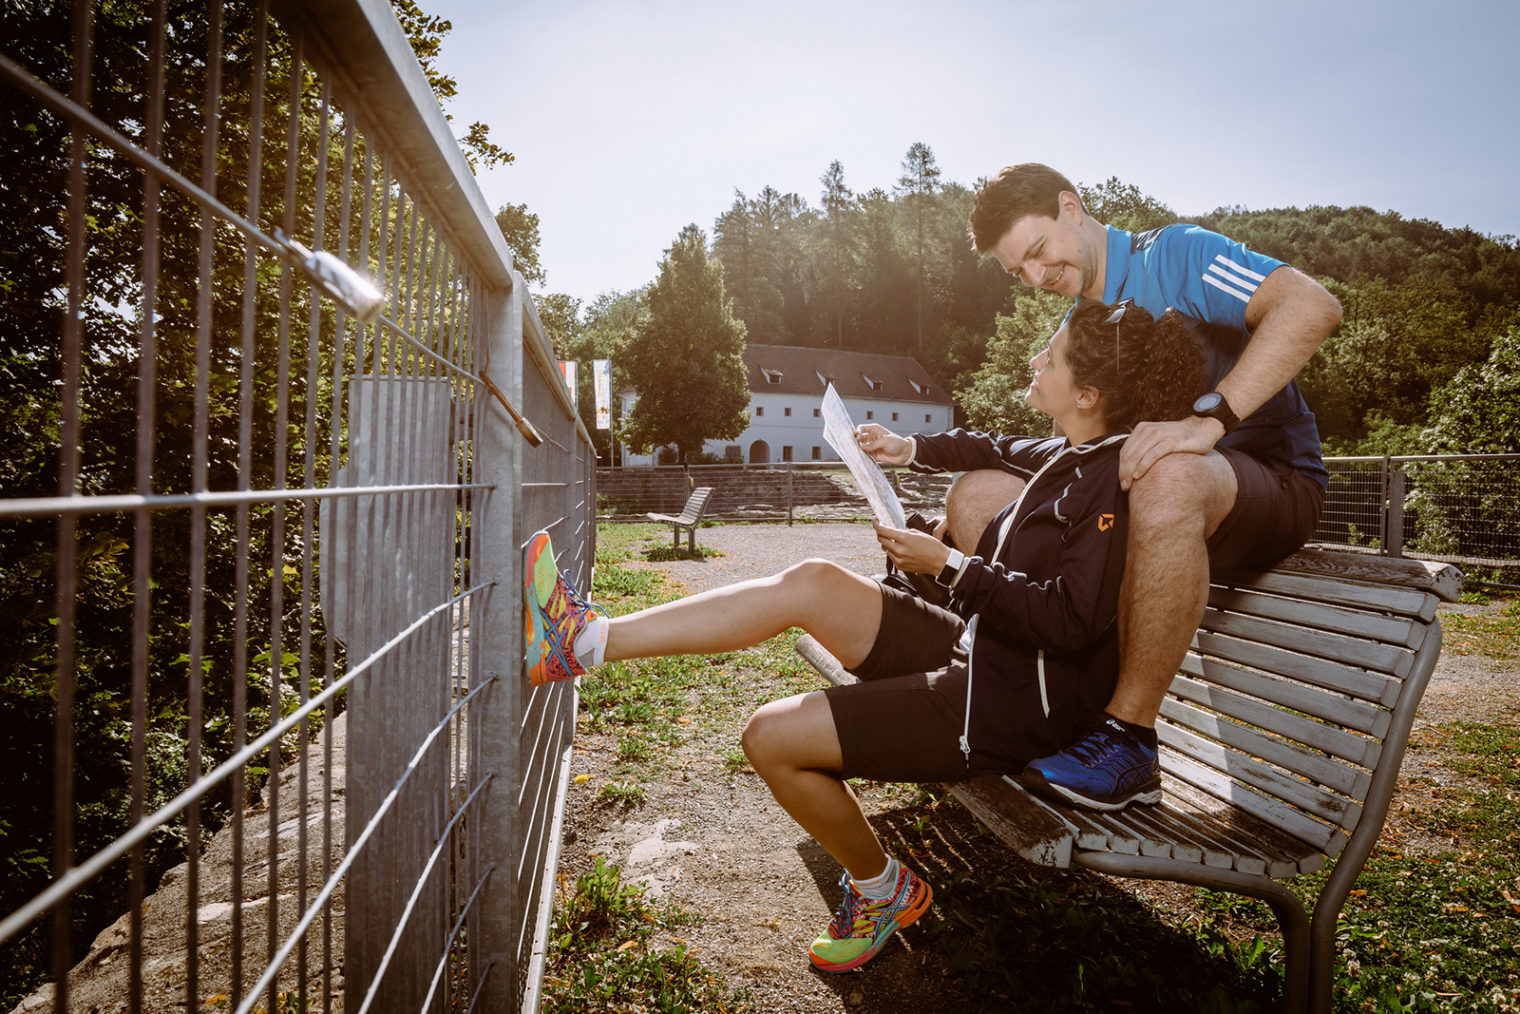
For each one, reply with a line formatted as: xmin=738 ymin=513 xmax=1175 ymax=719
xmin=795 ymin=547 xmax=1462 ymax=1014
xmin=646 ymin=486 xmax=714 ymax=553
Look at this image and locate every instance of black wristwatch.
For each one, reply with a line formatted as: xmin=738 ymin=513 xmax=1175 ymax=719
xmin=1193 ymin=391 xmax=1239 ymax=435
xmin=937 ymin=548 xmax=965 ymax=587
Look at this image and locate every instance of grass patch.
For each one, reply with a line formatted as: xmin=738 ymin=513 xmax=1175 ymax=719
xmin=643 ymin=543 xmax=723 ymax=562
xmin=540 ymin=857 xmax=751 ymax=1014
xmin=1442 ymin=598 xmax=1520 ymax=659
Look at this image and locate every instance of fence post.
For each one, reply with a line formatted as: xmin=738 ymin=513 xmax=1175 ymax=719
xmin=1387 ymin=469 xmax=1407 ymax=558
xmin=786 ymin=463 xmax=795 ymax=526
xmin=469 ymin=279 xmax=526 ymax=1012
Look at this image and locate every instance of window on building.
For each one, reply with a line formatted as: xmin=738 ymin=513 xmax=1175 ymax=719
xmin=813 ymin=407 xmax=820 ymax=417
xmin=892 ymin=411 xmax=899 ymax=421
xmin=811 ymin=446 xmax=821 ymax=460
xmin=755 ymin=406 xmax=764 ymax=416
xmin=784 ymin=406 xmax=792 ymax=416
xmin=866 ymin=411 xmax=874 ymax=420
xmin=910 ymin=378 xmax=932 ymax=397
xmin=761 ymin=368 xmax=783 ymax=385
xmin=782 ymin=445 xmax=793 ymax=462
xmin=925 ymin=413 xmax=931 ymax=423
xmin=862 ymin=373 xmax=884 ymax=391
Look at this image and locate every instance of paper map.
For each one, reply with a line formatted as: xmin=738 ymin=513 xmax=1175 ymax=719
xmin=820 ymin=383 xmax=907 ymax=529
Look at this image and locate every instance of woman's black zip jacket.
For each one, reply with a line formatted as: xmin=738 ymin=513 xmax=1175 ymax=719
xmin=908 ymin=428 xmax=1131 ymax=768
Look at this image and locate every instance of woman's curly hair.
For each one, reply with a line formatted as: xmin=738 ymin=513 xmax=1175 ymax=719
xmin=1062 ymin=300 xmax=1207 ymax=432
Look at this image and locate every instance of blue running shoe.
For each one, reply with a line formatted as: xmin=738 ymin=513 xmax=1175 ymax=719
xmin=1021 ymin=718 xmax=1162 ymax=811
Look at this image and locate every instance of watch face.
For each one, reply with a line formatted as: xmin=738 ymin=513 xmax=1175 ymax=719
xmin=1195 ymin=391 xmax=1222 ymax=414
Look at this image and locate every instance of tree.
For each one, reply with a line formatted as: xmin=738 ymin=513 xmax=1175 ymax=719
xmin=956 ymin=290 xmax=1069 ymax=435
xmin=817 ymin=160 xmax=857 ymax=347
xmin=392 ymin=0 xmax=513 ymax=170
xmin=894 ymin=142 xmax=942 ymax=350
xmin=1077 ymin=176 xmax=1174 ymax=233
xmin=622 ymin=226 xmax=750 ymax=464
xmin=494 ymin=202 xmax=545 ymax=287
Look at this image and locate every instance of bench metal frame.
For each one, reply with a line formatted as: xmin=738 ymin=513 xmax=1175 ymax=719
xmin=797 ymin=547 xmax=1461 ymax=1014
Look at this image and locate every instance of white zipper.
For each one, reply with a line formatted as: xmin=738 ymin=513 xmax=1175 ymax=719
xmin=1036 ymin=649 xmax=1050 ymax=718
xmin=959 ymin=614 xmax=978 ymax=767
xmin=961 ymin=434 xmax=1126 ymax=764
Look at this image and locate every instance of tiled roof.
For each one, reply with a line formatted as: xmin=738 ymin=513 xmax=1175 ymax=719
xmin=744 ymin=345 xmax=948 ymax=404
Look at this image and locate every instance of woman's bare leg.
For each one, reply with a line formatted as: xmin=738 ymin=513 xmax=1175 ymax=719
xmin=741 ymin=691 xmax=888 ymax=880
xmin=604 ymin=558 xmax=884 ymax=670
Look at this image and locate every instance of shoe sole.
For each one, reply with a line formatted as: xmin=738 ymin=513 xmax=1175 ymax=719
xmin=809 ymin=878 xmax=933 ymax=973
xmin=1021 ymin=771 xmax=1163 ymax=812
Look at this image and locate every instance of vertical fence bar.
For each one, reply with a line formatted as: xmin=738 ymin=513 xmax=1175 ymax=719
xmin=470 ymin=277 xmax=525 ymax=1013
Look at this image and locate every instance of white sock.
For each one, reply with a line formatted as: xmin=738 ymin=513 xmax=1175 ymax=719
xmin=851 ymin=855 xmax=900 ymax=901
xmin=573 ymin=615 xmax=609 ymax=668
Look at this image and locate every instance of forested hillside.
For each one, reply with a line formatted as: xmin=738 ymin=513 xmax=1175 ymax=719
xmin=548 ymin=148 xmax=1520 ymax=456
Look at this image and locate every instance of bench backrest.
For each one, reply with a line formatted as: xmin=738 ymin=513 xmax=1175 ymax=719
xmin=1159 ymin=549 xmax=1459 ymax=872
xmin=676 ymin=487 xmax=714 ymax=524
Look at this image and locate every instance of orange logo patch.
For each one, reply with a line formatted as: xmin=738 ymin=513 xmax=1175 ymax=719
xmin=1097 ymin=514 xmax=1115 ymax=532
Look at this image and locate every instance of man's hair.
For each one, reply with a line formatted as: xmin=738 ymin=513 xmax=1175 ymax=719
xmin=1063 ymin=301 xmax=1205 ymax=432
xmin=968 ymin=163 xmax=1080 ymax=253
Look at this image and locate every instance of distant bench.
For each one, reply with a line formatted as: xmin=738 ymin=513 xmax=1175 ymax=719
xmin=646 ymin=486 xmax=714 ymax=553
xmin=796 ymin=547 xmax=1461 ymax=1014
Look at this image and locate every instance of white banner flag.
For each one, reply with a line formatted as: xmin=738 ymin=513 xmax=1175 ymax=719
xmin=594 ymin=359 xmax=612 ymax=429
xmin=558 ymin=360 xmax=577 ymax=408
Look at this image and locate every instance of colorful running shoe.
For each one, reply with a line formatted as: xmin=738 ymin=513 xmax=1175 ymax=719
xmin=522 ymin=530 xmax=605 ymax=686
xmin=1020 ymin=718 xmax=1162 ymax=811
xmin=808 ymin=866 xmax=932 ymax=973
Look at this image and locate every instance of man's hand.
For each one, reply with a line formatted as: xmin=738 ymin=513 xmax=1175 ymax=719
xmin=874 ymin=522 xmax=951 ymax=575
xmin=856 ymin=424 xmax=913 ymax=465
xmin=1118 ymin=416 xmax=1224 ymax=491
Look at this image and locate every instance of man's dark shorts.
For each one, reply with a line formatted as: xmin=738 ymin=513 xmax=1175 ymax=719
xmin=824 ymin=583 xmax=1027 ymax=783
xmin=1207 ymin=448 xmax=1324 ymax=570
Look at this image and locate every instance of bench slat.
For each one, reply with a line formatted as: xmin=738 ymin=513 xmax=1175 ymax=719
xmin=1158 ymin=696 xmax=1372 ymax=800
xmin=1250 ymin=547 xmax=1462 ymax=603
xmin=948 ymin=775 xmax=1075 ymax=868
xmin=1176 ymin=659 xmax=1391 ymax=754
xmin=1208 ymin=586 xmax=1426 ymax=648
xmin=1215 ymin=569 xmax=1439 ymax=622
xmin=1201 ymin=609 xmax=1413 ymax=678
xmin=1158 ymin=722 xmax=1363 ymax=828
xmin=1193 ymin=630 xmax=1403 ymax=706
xmin=1162 ymin=753 xmax=1345 ymax=857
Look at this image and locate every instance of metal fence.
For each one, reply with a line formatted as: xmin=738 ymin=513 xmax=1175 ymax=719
xmin=1316 ymin=455 xmax=1520 ymax=575
xmin=596 ymin=454 xmax=1520 ymax=575
xmin=0 ymin=1 xmax=593 ymax=1012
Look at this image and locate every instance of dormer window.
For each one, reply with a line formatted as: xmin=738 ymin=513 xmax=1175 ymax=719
xmin=862 ymin=373 xmax=884 ymax=391
xmin=762 ymin=368 xmax=783 ymax=385
xmin=909 ymin=378 xmax=930 ymax=396
xmin=816 ymin=370 xmax=836 ymax=389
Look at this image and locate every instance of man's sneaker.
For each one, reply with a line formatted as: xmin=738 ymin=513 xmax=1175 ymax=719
xmin=808 ymin=866 xmax=932 ymax=973
xmin=523 ymin=530 xmax=605 ymax=686
xmin=1021 ymin=720 xmax=1162 ymax=811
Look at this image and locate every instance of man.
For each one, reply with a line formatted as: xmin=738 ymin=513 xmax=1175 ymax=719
xmin=960 ymin=163 xmax=1339 ymax=810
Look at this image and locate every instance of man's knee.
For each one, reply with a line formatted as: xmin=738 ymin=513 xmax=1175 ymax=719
xmin=945 ymin=470 xmax=1025 ymax=551
xmin=1129 ymin=454 xmax=1234 ymax=532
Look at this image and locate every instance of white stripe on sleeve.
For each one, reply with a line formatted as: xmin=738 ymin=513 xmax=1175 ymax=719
xmin=1202 ymin=271 xmax=1254 ymax=304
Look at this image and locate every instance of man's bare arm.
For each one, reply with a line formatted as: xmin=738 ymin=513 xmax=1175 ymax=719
xmin=1118 ymin=266 xmax=1341 ymax=488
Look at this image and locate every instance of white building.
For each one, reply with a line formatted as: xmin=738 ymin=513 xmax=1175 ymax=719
xmin=619 ymin=345 xmax=955 ymax=466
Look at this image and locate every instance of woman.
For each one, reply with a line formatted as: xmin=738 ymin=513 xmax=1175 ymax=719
xmin=523 ymin=300 xmax=1204 ymax=974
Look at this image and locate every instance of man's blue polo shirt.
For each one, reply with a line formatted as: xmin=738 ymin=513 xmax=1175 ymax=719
xmin=1098 ymin=224 xmax=1327 ymax=488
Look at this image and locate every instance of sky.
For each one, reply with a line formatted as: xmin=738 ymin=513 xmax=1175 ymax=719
xmin=422 ymin=0 xmax=1520 ymax=308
